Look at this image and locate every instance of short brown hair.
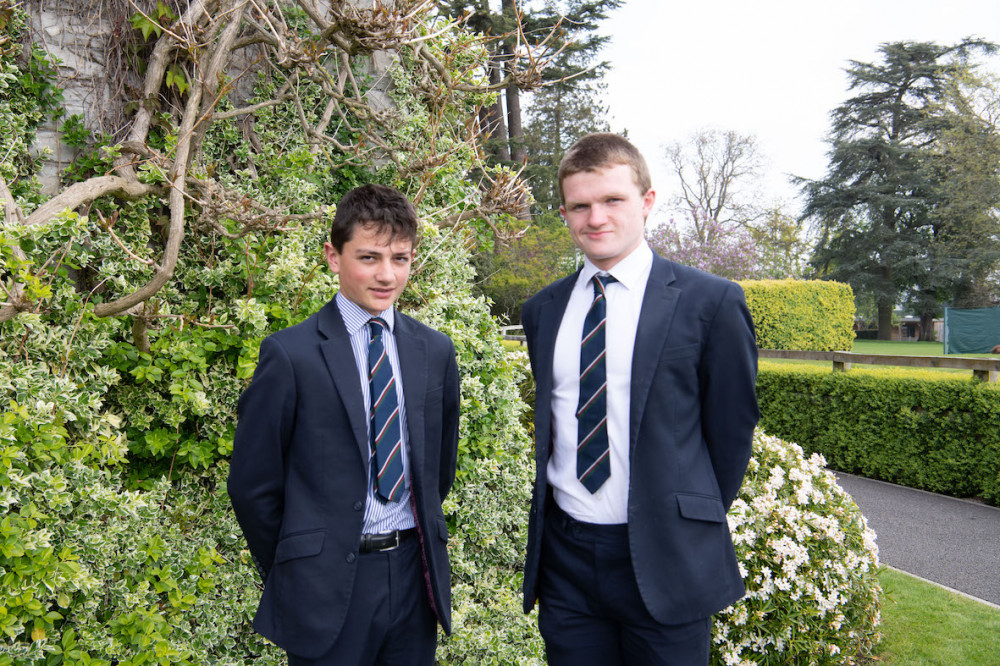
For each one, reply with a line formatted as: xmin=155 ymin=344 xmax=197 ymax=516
xmin=557 ymin=133 xmax=652 ymax=203
xmin=329 ymin=184 xmax=419 ymax=251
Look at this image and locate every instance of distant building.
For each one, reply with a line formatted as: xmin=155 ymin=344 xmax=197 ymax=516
xmin=854 ymin=316 xmax=943 ymax=342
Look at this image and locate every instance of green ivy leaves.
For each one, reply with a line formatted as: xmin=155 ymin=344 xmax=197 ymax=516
xmin=129 ymin=2 xmax=177 ymax=42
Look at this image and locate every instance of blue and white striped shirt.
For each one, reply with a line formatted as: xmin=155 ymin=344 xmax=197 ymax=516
xmin=336 ymin=292 xmax=416 ymax=534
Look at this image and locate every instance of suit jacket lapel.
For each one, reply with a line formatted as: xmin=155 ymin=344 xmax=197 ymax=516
xmin=533 ymin=271 xmax=578 ymax=457
xmin=394 ymin=314 xmax=427 ymax=482
xmin=317 ymin=299 xmax=371 ymax=470
xmin=630 ymin=256 xmax=680 ymax=451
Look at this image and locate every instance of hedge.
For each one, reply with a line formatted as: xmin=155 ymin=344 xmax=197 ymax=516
xmin=741 ymin=280 xmax=854 ymax=351
xmin=757 ymin=361 xmax=1000 ymax=505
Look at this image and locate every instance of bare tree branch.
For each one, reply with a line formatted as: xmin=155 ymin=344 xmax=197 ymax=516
xmin=115 ymin=0 xmax=210 ymax=180
xmin=0 ymin=174 xmax=25 ymax=226
xmin=25 ymin=177 xmax=167 ymax=228
xmin=666 ymin=129 xmax=765 ymax=241
xmin=4 ymin=0 xmax=557 ymax=326
xmin=93 ymin=0 xmax=223 ymax=318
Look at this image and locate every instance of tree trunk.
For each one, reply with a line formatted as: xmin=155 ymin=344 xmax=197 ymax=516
xmin=877 ymin=300 xmax=894 ymax=340
xmin=503 ymin=48 xmax=528 ymax=218
xmin=919 ymin=312 xmax=936 ymax=342
xmin=502 ymin=0 xmax=523 ymax=166
xmin=505 ymin=76 xmax=524 ymax=163
xmin=482 ymin=57 xmax=510 ymax=162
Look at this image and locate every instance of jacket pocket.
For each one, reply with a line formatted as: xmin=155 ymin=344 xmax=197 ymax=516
xmin=437 ymin=516 xmax=449 ymax=541
xmin=676 ymin=493 xmax=726 ymax=523
xmin=659 ymin=343 xmax=700 ymax=361
xmin=274 ymin=530 xmax=325 ymax=564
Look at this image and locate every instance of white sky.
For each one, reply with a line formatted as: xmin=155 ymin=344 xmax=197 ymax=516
xmin=601 ymin=0 xmax=1000 ymax=222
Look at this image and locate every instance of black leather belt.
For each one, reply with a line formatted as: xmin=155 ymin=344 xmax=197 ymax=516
xmin=359 ymin=528 xmax=417 ymax=553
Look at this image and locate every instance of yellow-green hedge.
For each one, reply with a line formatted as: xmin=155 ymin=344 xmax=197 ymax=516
xmin=757 ymin=361 xmax=1000 ymax=505
xmin=740 ymin=280 xmax=854 ymax=351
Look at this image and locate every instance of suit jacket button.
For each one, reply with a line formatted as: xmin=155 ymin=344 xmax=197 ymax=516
xmin=353 ymin=500 xmax=363 ymax=511
xmin=346 ymin=553 xmax=356 ymax=564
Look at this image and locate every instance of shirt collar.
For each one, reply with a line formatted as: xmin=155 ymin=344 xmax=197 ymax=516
xmin=336 ymin=291 xmax=395 ymax=336
xmin=579 ymin=241 xmax=653 ymax=291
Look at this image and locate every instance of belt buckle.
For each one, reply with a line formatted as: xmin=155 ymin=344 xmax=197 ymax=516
xmin=370 ymin=531 xmax=400 ymax=552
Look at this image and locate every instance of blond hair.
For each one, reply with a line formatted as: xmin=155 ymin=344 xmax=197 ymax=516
xmin=557 ymin=133 xmax=652 ymax=203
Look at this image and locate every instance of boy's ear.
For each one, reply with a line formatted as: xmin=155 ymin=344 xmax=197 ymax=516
xmin=324 ymin=242 xmax=340 ymax=274
xmin=641 ymin=187 xmax=656 ymax=218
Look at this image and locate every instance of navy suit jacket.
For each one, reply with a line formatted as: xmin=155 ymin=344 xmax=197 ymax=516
xmin=521 ymin=253 xmax=760 ymax=624
xmin=228 ymin=297 xmax=460 ymax=659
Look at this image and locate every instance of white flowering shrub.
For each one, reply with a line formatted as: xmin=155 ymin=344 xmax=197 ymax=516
xmin=713 ymin=431 xmax=882 ymax=665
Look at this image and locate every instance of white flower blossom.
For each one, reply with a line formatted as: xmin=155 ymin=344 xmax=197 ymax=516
xmin=711 ymin=431 xmax=881 ymax=663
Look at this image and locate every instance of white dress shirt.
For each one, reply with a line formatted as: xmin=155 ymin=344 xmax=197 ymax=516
xmin=548 ymin=242 xmax=653 ymax=524
xmin=337 ymin=292 xmax=416 ymax=534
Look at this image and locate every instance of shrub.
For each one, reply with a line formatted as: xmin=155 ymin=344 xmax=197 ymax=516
xmin=473 ymin=221 xmax=577 ymax=323
xmin=714 ymin=431 xmax=882 ymax=665
xmin=757 ymin=361 xmax=1000 ymax=504
xmin=741 ymin=280 xmax=855 ymax=351
xmin=0 ymin=453 xmax=282 ymax=664
xmin=1 ymin=2 xmax=536 ymax=659
xmin=440 ymin=445 xmax=544 ymax=664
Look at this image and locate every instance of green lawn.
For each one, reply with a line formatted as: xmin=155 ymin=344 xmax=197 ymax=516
xmin=761 ymin=339 xmax=999 ymax=378
xmin=852 ymin=340 xmax=997 ymax=358
xmin=873 ymin=568 xmax=1000 ymax=664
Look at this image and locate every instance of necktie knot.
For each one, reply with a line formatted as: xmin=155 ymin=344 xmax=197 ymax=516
xmin=592 ymin=273 xmax=616 ymax=298
xmin=369 ymin=317 xmax=387 ymax=340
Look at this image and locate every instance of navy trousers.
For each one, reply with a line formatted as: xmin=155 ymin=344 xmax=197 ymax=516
xmin=287 ymin=537 xmax=437 ymax=666
xmin=538 ymin=505 xmax=712 ymax=666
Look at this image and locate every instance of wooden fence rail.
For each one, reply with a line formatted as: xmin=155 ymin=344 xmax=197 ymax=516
xmin=757 ymin=349 xmax=1000 ymax=382
xmin=501 ymin=326 xmax=1000 ymax=382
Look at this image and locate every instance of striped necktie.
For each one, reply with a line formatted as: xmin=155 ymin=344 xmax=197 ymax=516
xmin=368 ymin=318 xmax=404 ymax=502
xmin=577 ymin=273 xmax=615 ymax=493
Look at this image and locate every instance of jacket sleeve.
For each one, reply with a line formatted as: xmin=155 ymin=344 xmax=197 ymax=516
xmin=439 ymin=341 xmax=460 ymax=502
xmin=227 ymin=336 xmax=296 ymax=579
xmin=699 ymin=282 xmax=760 ymax=508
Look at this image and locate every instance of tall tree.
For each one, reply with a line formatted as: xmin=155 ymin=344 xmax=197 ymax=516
xmin=921 ymin=75 xmax=1000 ymax=305
xmin=438 ymin=0 xmax=512 ymax=161
xmin=474 ymin=221 xmax=577 ymax=320
xmin=440 ymin=0 xmax=620 ymax=184
xmin=521 ymin=0 xmax=621 ymax=215
xmin=801 ymin=39 xmax=997 ymax=339
xmin=665 ymin=129 xmax=764 ymax=242
xmin=751 ymin=207 xmax=813 ymax=279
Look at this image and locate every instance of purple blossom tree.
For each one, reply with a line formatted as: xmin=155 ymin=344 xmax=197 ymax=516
xmin=646 ymin=212 xmax=763 ymax=280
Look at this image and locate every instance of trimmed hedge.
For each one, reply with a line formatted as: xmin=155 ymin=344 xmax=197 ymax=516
xmin=757 ymin=361 xmax=1000 ymax=505
xmin=741 ymin=280 xmax=854 ymax=351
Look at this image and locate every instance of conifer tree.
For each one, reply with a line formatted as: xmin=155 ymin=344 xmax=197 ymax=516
xmin=801 ymin=38 xmax=998 ymax=338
